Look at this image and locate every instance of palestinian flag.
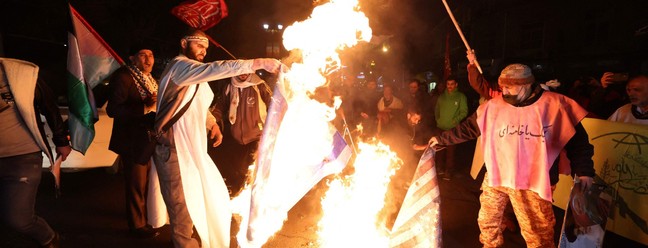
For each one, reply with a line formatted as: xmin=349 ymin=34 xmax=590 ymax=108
xmin=67 ymin=4 xmax=123 ymax=154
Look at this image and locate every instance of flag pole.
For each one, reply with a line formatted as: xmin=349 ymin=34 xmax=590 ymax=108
xmin=204 ymin=35 xmax=237 ymax=59
xmin=441 ymin=0 xmax=483 ymax=74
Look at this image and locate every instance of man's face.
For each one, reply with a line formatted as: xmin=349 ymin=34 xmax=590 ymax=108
xmin=500 ymin=83 xmax=532 ymax=105
xmin=407 ymin=112 xmax=421 ymax=126
xmin=367 ymin=81 xmax=377 ymax=90
xmin=236 ymin=74 xmax=251 ymax=82
xmin=627 ymin=77 xmax=648 ymax=108
xmin=408 ymin=81 xmax=419 ymax=94
xmin=446 ymin=80 xmax=458 ymax=93
xmin=383 ymin=87 xmax=393 ymax=100
xmin=130 ymin=49 xmax=154 ymax=74
xmin=182 ymin=39 xmax=209 ymax=62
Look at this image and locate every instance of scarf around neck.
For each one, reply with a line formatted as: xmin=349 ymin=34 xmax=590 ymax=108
xmin=227 ymin=73 xmax=265 ymax=124
xmin=126 ymin=64 xmax=158 ymax=100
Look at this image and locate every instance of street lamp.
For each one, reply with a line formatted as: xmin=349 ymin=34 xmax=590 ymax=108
xmin=262 ymin=23 xmax=284 ymax=58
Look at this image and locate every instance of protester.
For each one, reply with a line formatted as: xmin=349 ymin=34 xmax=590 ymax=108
xmin=151 ymin=28 xmax=282 ymax=248
xmin=376 ymin=85 xmax=404 ymax=136
xmin=567 ymin=73 xmax=626 ymax=119
xmin=608 ymin=75 xmax=648 ymax=124
xmin=0 ymin=58 xmax=72 ymax=248
xmin=210 ymin=72 xmax=272 ymax=197
xmin=357 ymin=80 xmax=381 ymax=138
xmin=404 ymin=79 xmax=428 ymax=111
xmin=434 ymin=76 xmax=468 ymax=180
xmin=466 ymin=50 xmax=519 ymax=231
xmin=106 ymin=44 xmax=159 ymax=238
xmin=429 ymin=63 xmax=595 ymax=247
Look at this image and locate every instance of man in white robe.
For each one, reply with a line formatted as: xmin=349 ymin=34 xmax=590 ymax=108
xmin=152 ymin=29 xmax=282 ymax=248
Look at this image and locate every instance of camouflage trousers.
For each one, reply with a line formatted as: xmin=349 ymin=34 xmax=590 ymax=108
xmin=478 ymin=175 xmax=556 ymax=248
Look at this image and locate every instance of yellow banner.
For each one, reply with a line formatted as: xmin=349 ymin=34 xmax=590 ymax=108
xmin=554 ymin=118 xmax=648 ymax=245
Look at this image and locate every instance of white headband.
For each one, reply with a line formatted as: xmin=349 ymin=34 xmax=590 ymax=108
xmin=183 ymin=35 xmax=209 ymax=43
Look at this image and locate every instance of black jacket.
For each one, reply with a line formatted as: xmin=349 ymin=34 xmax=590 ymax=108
xmin=106 ymin=67 xmax=155 ymax=158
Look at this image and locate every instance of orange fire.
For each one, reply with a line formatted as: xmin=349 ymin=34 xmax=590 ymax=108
xmin=234 ymin=1 xmax=379 ymax=247
xmin=318 ymin=141 xmax=402 ymax=247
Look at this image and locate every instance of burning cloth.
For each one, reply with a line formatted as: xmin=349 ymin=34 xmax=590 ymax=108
xmin=237 ymin=67 xmax=352 ymax=247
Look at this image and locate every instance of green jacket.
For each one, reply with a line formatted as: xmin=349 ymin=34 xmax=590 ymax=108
xmin=435 ymin=89 xmax=468 ymax=130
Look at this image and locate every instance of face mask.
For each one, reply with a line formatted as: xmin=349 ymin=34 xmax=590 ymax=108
xmin=502 ymin=94 xmax=521 ymax=105
xmin=502 ymin=85 xmax=530 ymax=105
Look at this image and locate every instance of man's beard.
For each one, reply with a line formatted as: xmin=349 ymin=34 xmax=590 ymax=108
xmin=183 ymin=47 xmax=204 ymax=62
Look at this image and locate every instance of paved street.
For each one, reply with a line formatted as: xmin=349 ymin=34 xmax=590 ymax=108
xmin=0 ymin=142 xmax=641 ymax=247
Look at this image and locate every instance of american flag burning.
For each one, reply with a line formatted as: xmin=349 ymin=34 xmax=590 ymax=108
xmin=234 ymin=1 xmax=441 ymax=247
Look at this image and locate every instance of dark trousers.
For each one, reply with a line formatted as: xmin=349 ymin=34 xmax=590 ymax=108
xmin=0 ymin=152 xmax=55 ymax=245
xmin=435 ymin=144 xmax=457 ymax=174
xmin=120 ymin=155 xmax=151 ymax=230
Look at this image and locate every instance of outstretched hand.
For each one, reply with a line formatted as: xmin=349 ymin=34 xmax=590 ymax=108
xmin=600 ymin=72 xmax=614 ymax=88
xmin=253 ymin=58 xmax=284 ymax=74
xmin=428 ymin=137 xmax=439 ymax=148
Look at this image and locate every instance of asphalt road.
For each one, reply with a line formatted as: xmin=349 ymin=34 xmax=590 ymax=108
xmin=0 ymin=142 xmax=641 ymax=247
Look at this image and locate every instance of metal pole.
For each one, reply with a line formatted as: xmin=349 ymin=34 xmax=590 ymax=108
xmin=441 ymin=0 xmax=483 ymax=74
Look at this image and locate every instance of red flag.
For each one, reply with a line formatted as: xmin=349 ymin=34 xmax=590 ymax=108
xmin=390 ymin=148 xmax=443 ymax=248
xmin=171 ymin=0 xmax=229 ymax=31
xmin=442 ymin=31 xmax=452 ymax=82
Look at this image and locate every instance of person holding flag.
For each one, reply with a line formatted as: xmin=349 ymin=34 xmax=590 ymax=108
xmin=152 ymin=28 xmax=282 ymax=248
xmin=0 ymin=58 xmax=72 ymax=248
xmin=429 ymin=63 xmax=596 ymax=247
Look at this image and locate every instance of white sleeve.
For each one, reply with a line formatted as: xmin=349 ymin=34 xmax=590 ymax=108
xmin=172 ymin=58 xmax=255 ymax=86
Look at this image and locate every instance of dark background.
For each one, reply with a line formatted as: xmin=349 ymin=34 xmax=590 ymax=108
xmin=1 ymin=0 xmax=648 ymax=101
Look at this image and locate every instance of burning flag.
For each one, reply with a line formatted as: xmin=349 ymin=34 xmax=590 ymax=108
xmin=239 ymin=68 xmax=353 ymax=247
xmin=67 ymin=4 xmax=123 ymax=154
xmin=238 ymin=1 xmax=371 ymax=246
xmin=171 ymin=0 xmax=229 ymax=31
xmin=390 ymin=148 xmax=443 ymax=248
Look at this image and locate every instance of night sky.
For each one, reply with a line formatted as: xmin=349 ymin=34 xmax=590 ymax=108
xmin=1 ymin=0 xmax=647 ymax=99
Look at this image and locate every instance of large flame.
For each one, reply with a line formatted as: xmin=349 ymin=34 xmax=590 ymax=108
xmin=235 ymin=0 xmax=376 ymax=247
xmin=282 ymin=0 xmax=372 ymax=94
xmin=318 ymin=141 xmax=401 ymax=248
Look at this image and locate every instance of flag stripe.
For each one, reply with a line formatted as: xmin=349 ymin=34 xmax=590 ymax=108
xmin=67 ymin=4 xmax=123 ymax=154
xmin=391 ymin=202 xmax=441 ymax=247
xmin=390 ymin=148 xmax=442 ymax=248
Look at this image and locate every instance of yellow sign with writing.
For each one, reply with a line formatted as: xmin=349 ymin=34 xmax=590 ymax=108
xmin=554 ymin=118 xmax=648 ymax=245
